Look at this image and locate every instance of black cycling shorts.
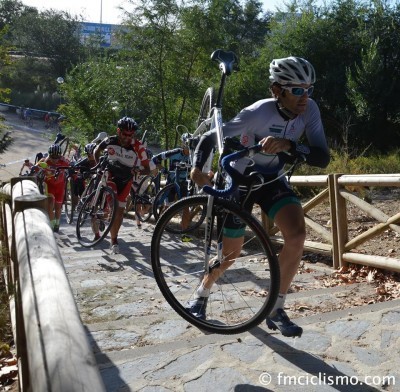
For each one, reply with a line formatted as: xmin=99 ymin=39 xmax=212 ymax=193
xmin=192 ymin=130 xmax=217 ymax=169
xmin=223 ymin=178 xmax=301 ymax=238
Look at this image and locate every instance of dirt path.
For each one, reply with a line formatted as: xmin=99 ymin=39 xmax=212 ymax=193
xmin=0 ymin=111 xmax=55 ymax=182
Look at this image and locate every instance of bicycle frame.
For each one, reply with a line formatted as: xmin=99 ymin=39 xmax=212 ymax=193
xmin=89 ymin=167 xmax=111 ymax=210
xmin=192 ymin=50 xmax=239 ymax=272
xmin=157 ymin=162 xmax=191 ymax=207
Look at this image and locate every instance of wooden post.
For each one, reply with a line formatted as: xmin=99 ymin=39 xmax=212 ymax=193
xmin=334 ymin=174 xmax=348 ymax=269
xmin=328 ymin=174 xmax=339 ymax=268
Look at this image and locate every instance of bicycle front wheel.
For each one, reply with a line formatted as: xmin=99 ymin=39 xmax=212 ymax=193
xmin=134 ymin=175 xmax=157 ymax=222
xmin=63 ymin=176 xmax=75 ymax=224
xmin=153 ymin=183 xmax=179 ymax=221
xmin=76 ymin=186 xmax=117 ymax=247
xmin=151 ymin=195 xmax=280 ymax=334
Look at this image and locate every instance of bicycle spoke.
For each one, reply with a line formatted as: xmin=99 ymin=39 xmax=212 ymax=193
xmin=151 ymin=196 xmax=280 ymax=334
xmin=76 ymin=187 xmax=117 ymax=247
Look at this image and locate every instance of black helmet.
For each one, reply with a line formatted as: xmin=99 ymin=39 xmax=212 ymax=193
xmin=117 ymin=117 xmax=138 ymax=134
xmin=48 ymin=144 xmax=62 ymax=156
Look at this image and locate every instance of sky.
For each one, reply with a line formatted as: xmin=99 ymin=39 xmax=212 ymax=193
xmin=21 ymin=0 xmax=282 ymax=25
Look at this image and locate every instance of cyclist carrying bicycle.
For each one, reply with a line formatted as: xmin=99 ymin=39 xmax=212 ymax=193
xmin=94 ymin=116 xmax=150 ymax=254
xmin=70 ymin=142 xmax=97 ymax=201
xmin=189 ymin=56 xmax=330 ymax=338
xmin=19 ymin=158 xmax=33 ymax=176
xmin=34 ymin=144 xmax=70 ymax=232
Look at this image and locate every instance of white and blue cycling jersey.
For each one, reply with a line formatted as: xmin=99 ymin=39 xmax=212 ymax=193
xmin=222 ymin=98 xmax=330 ymax=175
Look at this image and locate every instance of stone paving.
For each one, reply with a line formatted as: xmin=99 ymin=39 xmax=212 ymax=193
xmin=56 ymin=218 xmax=400 ymax=392
xmin=3 ymin=111 xmax=400 ymax=391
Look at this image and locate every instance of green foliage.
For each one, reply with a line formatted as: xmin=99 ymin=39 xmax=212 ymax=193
xmin=60 ymin=58 xmax=124 ymax=140
xmin=296 ymin=149 xmax=400 ymax=176
xmin=0 ymin=3 xmax=85 ymax=112
xmin=1 ymin=0 xmax=400 ymax=155
xmin=263 ymin=0 xmax=400 ymax=151
xmin=10 ymin=8 xmax=83 ymax=75
xmin=0 ymin=27 xmax=10 ymax=102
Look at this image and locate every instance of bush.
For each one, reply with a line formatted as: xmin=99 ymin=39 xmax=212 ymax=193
xmin=296 ymin=149 xmax=400 ymax=176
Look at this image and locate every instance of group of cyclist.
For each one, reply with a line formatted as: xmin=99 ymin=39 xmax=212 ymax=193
xmin=19 ymin=54 xmax=330 ymax=338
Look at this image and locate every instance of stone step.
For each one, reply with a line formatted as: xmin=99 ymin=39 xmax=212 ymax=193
xmin=56 ymin=214 xmax=400 ymax=392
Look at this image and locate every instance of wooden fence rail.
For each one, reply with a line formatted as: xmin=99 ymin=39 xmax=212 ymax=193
xmin=0 ymin=178 xmax=105 ymax=392
xmin=263 ymin=173 xmax=400 ymax=272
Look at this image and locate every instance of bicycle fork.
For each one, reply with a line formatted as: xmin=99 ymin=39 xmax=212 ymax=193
xmin=203 ymin=195 xmax=223 ymax=275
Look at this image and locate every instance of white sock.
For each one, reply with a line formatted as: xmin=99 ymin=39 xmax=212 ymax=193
xmin=271 ymin=293 xmax=286 ymax=316
xmin=196 ymin=283 xmax=210 ymax=298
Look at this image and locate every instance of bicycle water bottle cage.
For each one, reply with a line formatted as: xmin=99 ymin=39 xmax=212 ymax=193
xmin=211 ymin=49 xmax=239 ymax=76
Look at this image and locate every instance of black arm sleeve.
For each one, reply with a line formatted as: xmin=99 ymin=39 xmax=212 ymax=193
xmin=289 ymin=141 xmax=330 ymax=168
xmin=152 ymin=148 xmax=183 ymax=165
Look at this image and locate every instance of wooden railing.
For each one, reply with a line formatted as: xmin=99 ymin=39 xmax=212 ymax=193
xmin=0 ymin=178 xmax=105 ymax=392
xmin=263 ymin=173 xmax=400 ymax=272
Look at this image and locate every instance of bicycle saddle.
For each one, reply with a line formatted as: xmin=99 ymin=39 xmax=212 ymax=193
xmin=211 ymin=49 xmax=239 ymax=76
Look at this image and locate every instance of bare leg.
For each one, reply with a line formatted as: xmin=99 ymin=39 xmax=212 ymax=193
xmin=273 ymin=203 xmax=306 ymax=294
xmin=190 ymin=167 xmax=212 ymax=188
xmin=265 ymin=203 xmax=305 ymax=337
xmin=202 ymin=236 xmax=244 ymax=289
xmin=181 ymin=206 xmax=190 ymax=231
xmin=47 ymin=196 xmax=55 ymax=221
xmin=54 ymin=202 xmax=63 ymax=221
xmin=110 ymin=206 xmax=125 ymax=242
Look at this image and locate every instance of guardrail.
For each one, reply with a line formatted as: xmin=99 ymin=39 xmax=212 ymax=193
xmin=0 ymin=177 xmax=105 ymax=392
xmin=262 ymin=173 xmax=400 ymax=272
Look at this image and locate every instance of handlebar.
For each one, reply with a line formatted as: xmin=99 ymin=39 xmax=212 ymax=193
xmin=30 ymin=164 xmax=71 ymax=179
xmin=203 ymin=144 xmax=262 ymax=197
xmin=202 ymin=144 xmax=305 ymax=198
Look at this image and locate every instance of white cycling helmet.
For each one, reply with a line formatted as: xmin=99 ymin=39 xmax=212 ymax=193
xmin=84 ymin=142 xmax=97 ymax=155
xmin=269 ymin=57 xmax=316 ymax=85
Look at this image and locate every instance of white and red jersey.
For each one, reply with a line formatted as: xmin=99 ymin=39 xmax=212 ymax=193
xmin=98 ymin=136 xmax=149 ymax=182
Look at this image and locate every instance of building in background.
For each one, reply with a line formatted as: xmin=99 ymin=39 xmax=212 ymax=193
xmin=80 ymin=22 xmax=122 ymax=47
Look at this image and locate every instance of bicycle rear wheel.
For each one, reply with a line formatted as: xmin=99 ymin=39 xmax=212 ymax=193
xmin=58 ymin=137 xmax=69 ymax=157
xmin=196 ymin=87 xmax=215 ymax=129
xmin=76 ymin=186 xmax=117 ymax=247
xmin=134 ymin=175 xmax=156 ymax=222
xmin=63 ymin=176 xmax=75 ymax=224
xmin=76 ymin=175 xmax=96 ymax=214
xmin=152 ymin=183 xmax=179 ymax=221
xmin=151 ymin=195 xmax=280 ymax=334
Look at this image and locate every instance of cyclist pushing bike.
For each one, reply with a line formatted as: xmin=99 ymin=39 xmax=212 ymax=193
xmin=33 ymin=144 xmax=70 ymax=232
xmin=188 ymin=56 xmax=330 ymax=337
xmin=69 ymin=142 xmax=98 ymax=202
xmin=94 ymin=117 xmax=150 ymax=254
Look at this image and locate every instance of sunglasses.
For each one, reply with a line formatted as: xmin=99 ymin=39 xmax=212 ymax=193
xmin=281 ymin=85 xmax=314 ymax=97
xmin=121 ymin=131 xmax=134 ymax=137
